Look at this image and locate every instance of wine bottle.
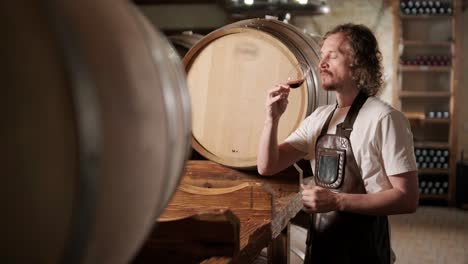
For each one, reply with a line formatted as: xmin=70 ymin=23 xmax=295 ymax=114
xmin=415 ymin=148 xmax=421 ymax=156
xmin=443 ymin=150 xmax=449 ymax=157
xmin=401 ymin=1 xmax=407 ymax=9
xmin=443 ymin=181 xmax=448 ymax=188
xmin=420 ymin=180 xmax=427 ymax=187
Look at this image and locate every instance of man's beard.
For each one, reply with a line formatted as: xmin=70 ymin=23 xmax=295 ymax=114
xmin=322 ymin=83 xmax=336 ymax=91
xmin=320 ymin=71 xmax=336 ymax=91
xmin=321 ymin=77 xmax=337 ymax=91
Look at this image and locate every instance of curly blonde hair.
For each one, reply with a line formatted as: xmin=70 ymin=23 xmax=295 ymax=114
xmin=322 ymin=23 xmax=384 ymax=96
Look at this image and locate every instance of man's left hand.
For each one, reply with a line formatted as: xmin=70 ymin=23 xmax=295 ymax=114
xmin=301 ymin=185 xmax=340 ymax=213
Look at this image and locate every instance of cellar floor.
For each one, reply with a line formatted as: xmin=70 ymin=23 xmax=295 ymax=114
xmin=286 ymin=206 xmax=468 ymax=264
xmin=389 ymin=206 xmax=468 ymax=264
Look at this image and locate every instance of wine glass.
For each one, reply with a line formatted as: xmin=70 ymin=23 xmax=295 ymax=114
xmin=286 ymin=61 xmax=312 ymax=89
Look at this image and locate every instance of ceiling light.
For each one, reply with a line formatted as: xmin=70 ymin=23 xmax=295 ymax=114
xmin=320 ymin=5 xmax=330 ymax=13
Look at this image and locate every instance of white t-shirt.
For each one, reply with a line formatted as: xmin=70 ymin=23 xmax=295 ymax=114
xmin=285 ymin=96 xmax=417 ymax=193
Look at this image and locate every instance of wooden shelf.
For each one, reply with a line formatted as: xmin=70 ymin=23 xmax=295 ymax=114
xmin=401 ymin=40 xmax=453 ymax=47
xmin=419 ymin=194 xmax=449 ymax=200
xmin=400 ymin=14 xmax=453 ymax=19
xmin=421 ymin=118 xmax=450 ymax=124
xmin=410 ymin=117 xmax=450 ymax=124
xmin=405 ymin=112 xmax=450 ymax=123
xmin=414 ymin=141 xmax=450 ymax=149
xmin=418 ymin=168 xmax=450 ymax=175
xmin=400 ymin=65 xmax=451 ymax=72
xmin=399 ymin=91 xmax=451 ymax=98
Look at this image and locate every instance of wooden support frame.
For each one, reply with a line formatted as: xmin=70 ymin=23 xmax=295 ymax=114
xmin=133 ymin=160 xmax=304 ymax=263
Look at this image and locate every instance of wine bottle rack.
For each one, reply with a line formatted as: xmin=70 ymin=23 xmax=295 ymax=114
xmin=393 ymin=0 xmax=460 ymax=205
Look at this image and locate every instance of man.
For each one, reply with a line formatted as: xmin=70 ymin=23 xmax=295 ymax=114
xmin=257 ymin=23 xmax=418 ymax=263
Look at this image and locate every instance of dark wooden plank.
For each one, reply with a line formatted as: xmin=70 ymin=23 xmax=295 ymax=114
xmin=132 ymin=210 xmax=240 ymax=264
xmin=267 ymin=223 xmax=290 ymax=264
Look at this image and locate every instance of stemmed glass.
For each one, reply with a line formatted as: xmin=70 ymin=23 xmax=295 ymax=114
xmin=286 ymin=61 xmax=312 ymax=89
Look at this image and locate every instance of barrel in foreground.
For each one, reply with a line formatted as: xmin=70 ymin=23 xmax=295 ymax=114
xmin=1 ymin=1 xmax=191 ymax=263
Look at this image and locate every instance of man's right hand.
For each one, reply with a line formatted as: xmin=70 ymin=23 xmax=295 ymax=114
xmin=266 ymin=84 xmax=290 ymax=122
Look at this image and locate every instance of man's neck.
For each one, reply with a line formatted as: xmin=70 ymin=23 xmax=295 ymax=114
xmin=335 ymin=87 xmax=360 ymax=108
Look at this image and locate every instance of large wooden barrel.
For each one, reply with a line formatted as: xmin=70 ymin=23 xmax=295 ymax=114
xmin=1 ymin=1 xmax=191 ymax=263
xmin=184 ymin=18 xmax=334 ymax=169
xmin=169 ymin=31 xmax=204 ymax=58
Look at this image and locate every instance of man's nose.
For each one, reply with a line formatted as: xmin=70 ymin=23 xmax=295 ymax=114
xmin=319 ymin=58 xmax=328 ymax=69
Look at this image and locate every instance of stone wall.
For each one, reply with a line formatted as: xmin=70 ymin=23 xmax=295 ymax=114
xmin=292 ymin=0 xmax=395 ymax=104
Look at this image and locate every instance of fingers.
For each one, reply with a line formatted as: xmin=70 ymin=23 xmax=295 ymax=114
xmin=268 ymin=84 xmax=290 ymax=99
xmin=265 ymin=84 xmax=290 ymax=120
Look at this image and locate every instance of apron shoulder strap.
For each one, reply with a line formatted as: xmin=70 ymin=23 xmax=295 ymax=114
xmin=319 ymin=104 xmax=338 ymax=136
xmin=337 ymin=91 xmax=369 ymax=138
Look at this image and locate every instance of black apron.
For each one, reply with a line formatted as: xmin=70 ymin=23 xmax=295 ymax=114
xmin=304 ymin=92 xmax=391 ymax=264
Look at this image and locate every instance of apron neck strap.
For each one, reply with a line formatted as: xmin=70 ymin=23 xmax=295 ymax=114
xmin=319 ymin=91 xmax=369 ymax=138
xmin=337 ymin=91 xmax=368 ymax=138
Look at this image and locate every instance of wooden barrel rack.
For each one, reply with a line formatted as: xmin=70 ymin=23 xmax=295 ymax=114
xmin=133 ymin=160 xmax=305 ymax=263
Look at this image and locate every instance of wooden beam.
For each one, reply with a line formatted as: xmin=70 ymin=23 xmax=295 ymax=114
xmin=133 ymin=0 xmax=216 ymax=5
xmin=267 ymin=223 xmax=290 ymax=264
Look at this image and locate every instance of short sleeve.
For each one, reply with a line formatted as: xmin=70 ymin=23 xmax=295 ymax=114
xmin=377 ymin=111 xmax=417 ymax=176
xmin=284 ymin=115 xmax=312 ymax=159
